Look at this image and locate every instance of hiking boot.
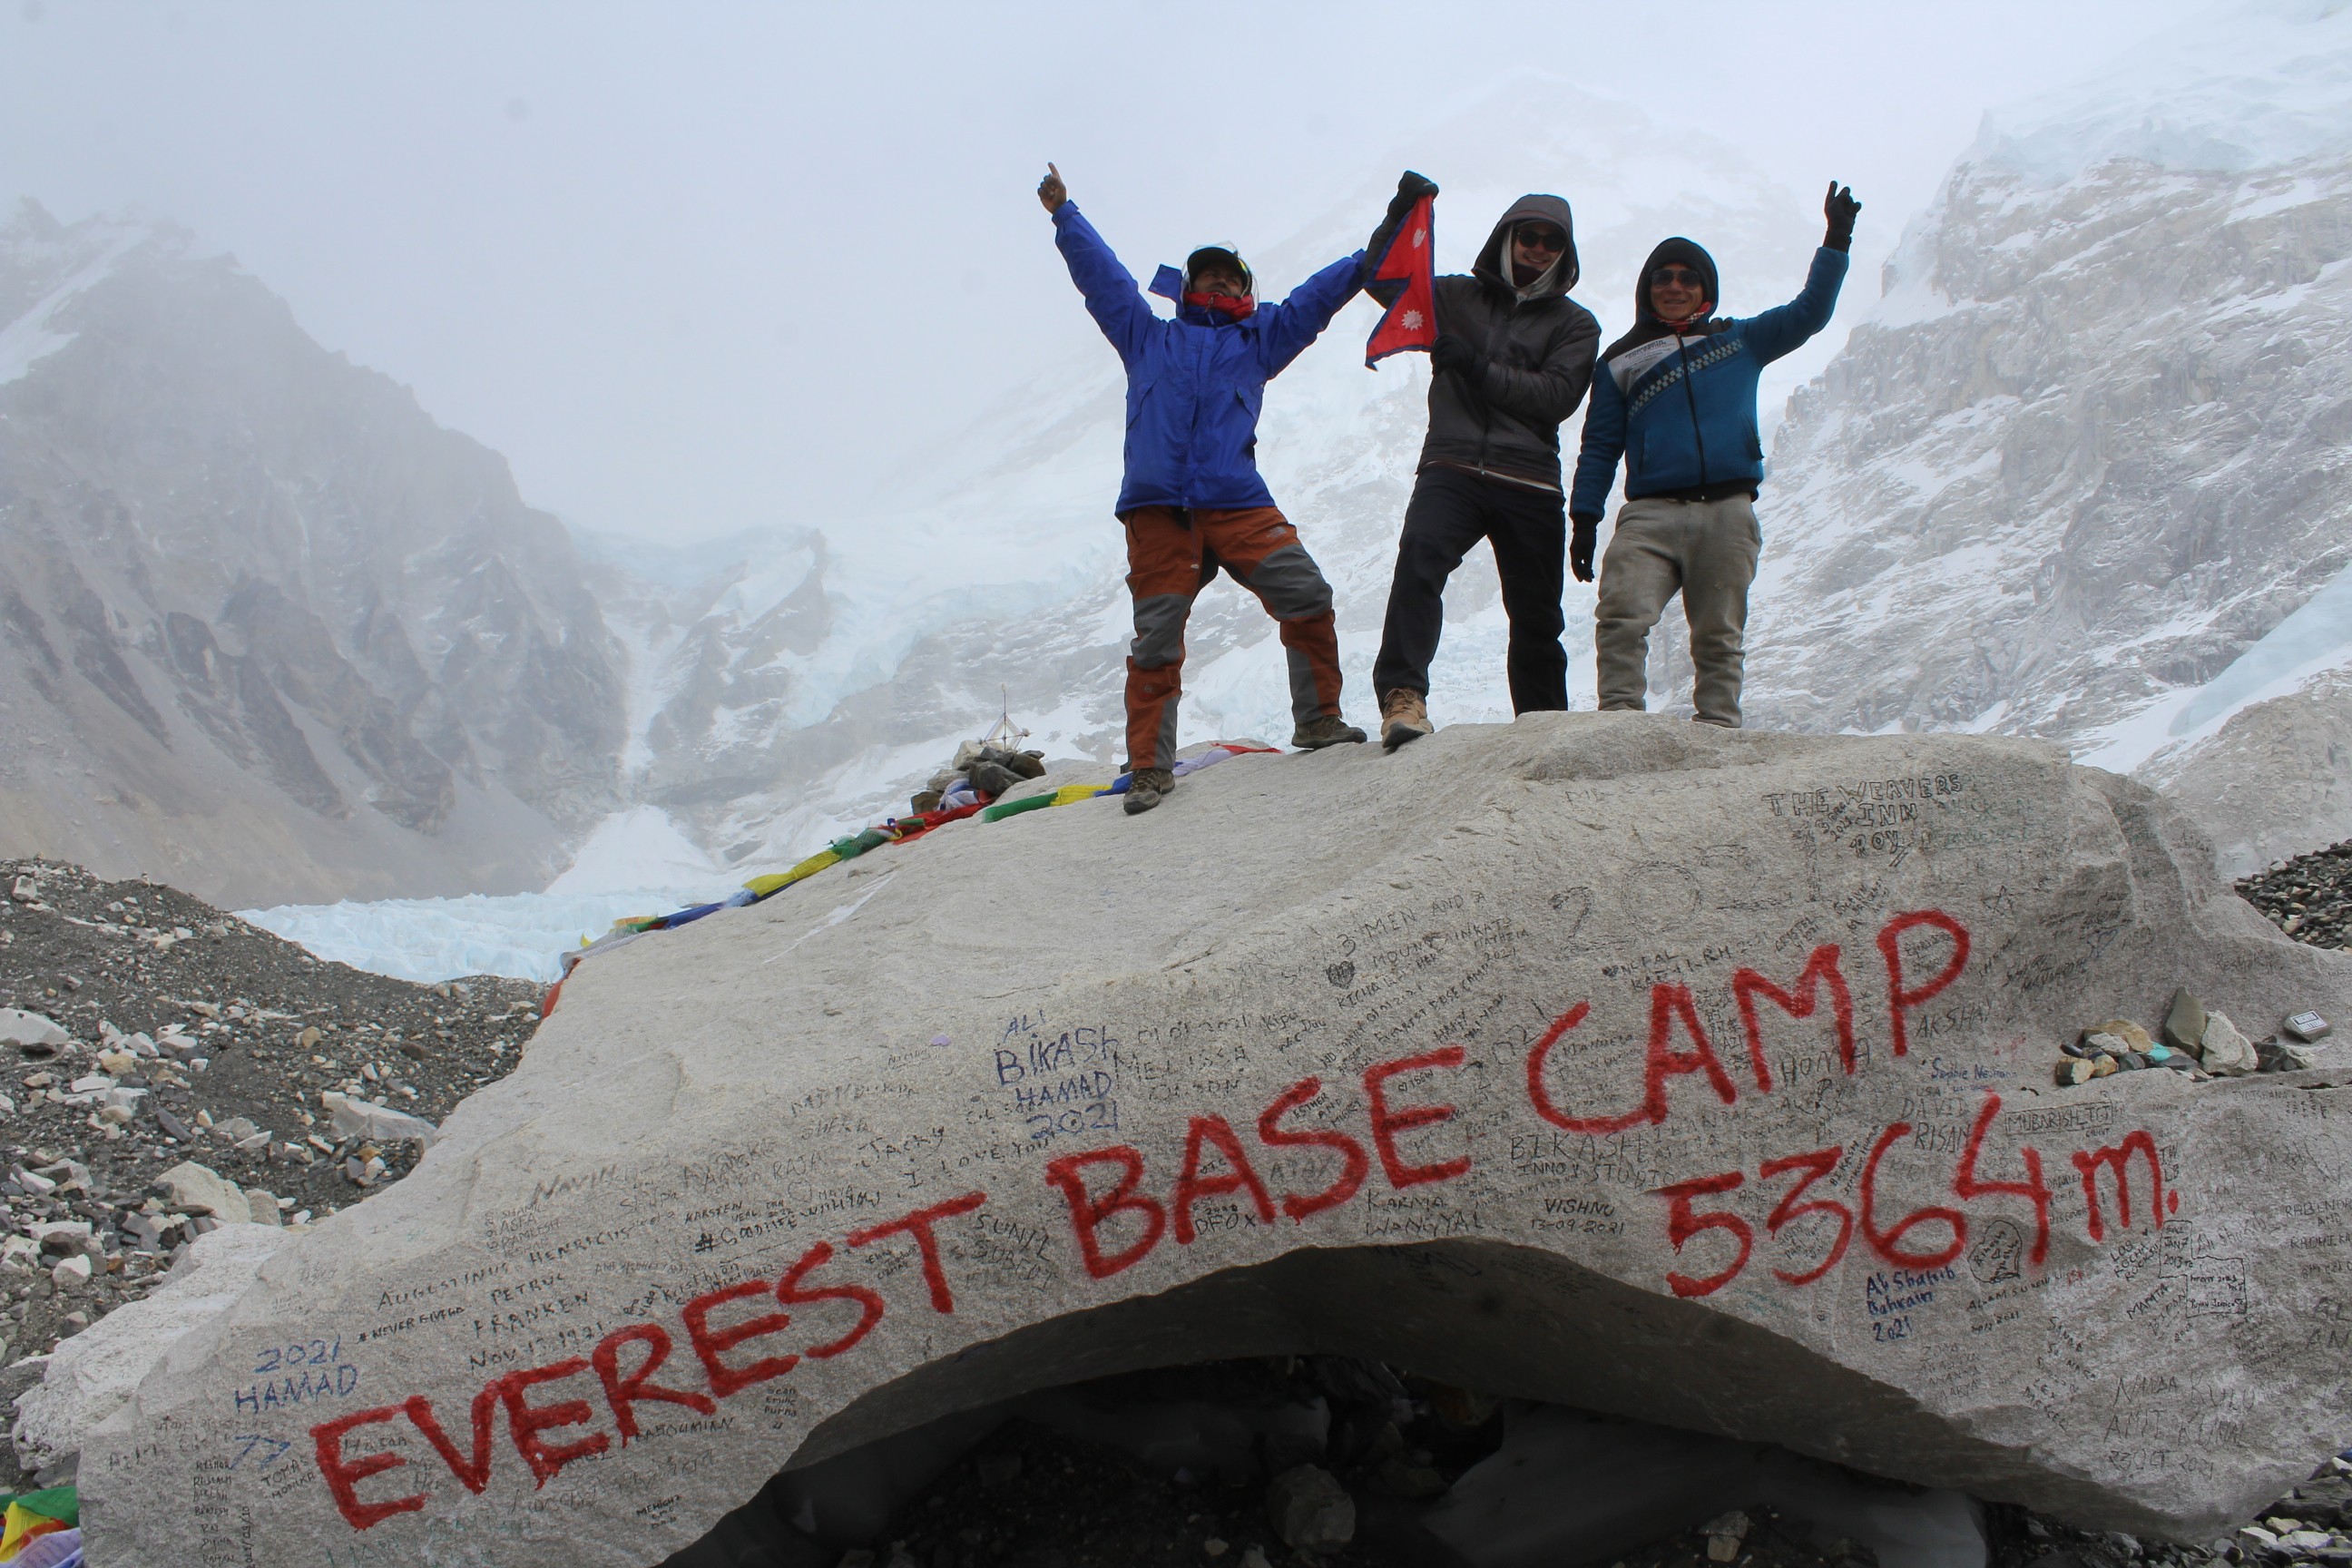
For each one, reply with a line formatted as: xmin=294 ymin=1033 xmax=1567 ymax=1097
xmin=1290 ymin=713 xmax=1367 ymax=750
xmin=1124 ymin=767 xmax=1174 ymax=815
xmin=1380 ymin=688 xmax=1433 ymax=750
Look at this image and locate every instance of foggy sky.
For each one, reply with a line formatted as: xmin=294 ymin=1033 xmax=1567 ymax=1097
xmin=1 ymin=0 xmax=2214 ymax=544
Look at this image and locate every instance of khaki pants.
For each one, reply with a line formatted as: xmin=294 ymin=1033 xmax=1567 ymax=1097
xmin=1593 ymin=494 xmax=1760 ymax=728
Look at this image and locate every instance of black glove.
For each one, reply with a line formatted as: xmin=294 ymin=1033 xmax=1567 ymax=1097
xmin=1388 ymin=170 xmax=1439 ymax=218
xmin=1570 ymin=515 xmax=1599 ymax=583
xmin=1823 ymin=181 xmax=1860 ymax=252
xmin=1366 ymin=172 xmax=1441 ymax=284
xmin=1431 ymin=333 xmax=1480 ymax=378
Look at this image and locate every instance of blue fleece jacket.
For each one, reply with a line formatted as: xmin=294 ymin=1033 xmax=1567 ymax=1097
xmin=1054 ymin=202 xmax=1364 ymax=515
xmin=1569 ymin=246 xmax=1847 ymax=520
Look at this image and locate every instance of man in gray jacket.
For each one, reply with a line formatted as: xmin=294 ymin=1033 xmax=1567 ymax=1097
xmin=1366 ymin=184 xmax=1602 ymax=749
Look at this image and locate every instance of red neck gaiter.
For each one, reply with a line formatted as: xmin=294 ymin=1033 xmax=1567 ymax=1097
xmin=1182 ymin=290 xmax=1257 ymax=320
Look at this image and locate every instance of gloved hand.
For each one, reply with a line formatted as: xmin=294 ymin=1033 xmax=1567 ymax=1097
xmin=1387 ymin=170 xmax=1439 ymax=219
xmin=1366 ymin=171 xmax=1441 ymax=282
xmin=1432 ymin=334 xmax=1480 ymax=378
xmin=1823 ymin=181 xmax=1860 ymax=251
xmin=1570 ymin=514 xmax=1599 ymax=583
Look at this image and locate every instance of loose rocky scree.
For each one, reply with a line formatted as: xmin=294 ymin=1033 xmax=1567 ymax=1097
xmin=2239 ymin=842 xmax=2352 ymax=952
xmin=0 ymin=858 xmax=537 ymax=1378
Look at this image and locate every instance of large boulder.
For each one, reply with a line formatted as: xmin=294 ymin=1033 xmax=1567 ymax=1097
xmin=84 ymin=718 xmax=2352 ymax=1563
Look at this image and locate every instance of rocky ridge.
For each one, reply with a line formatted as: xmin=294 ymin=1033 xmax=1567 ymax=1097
xmin=0 ymin=200 xmax=627 ymax=907
xmin=1740 ymin=5 xmax=2352 ymax=875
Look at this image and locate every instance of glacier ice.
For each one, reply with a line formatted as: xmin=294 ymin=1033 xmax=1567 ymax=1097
xmin=237 ymin=889 xmax=724 ymax=985
xmin=2082 ymin=560 xmax=2352 ymax=775
xmin=244 ymin=807 xmax=735 ymax=982
xmin=546 ymin=806 xmax=723 ymax=896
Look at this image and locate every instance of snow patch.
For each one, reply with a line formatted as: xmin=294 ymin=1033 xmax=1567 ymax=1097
xmin=0 ymin=231 xmax=140 ymax=385
xmin=547 ymin=807 xmax=723 ymax=896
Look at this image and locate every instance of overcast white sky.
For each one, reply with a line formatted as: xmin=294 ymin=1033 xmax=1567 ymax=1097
xmin=1 ymin=0 xmax=2214 ymax=543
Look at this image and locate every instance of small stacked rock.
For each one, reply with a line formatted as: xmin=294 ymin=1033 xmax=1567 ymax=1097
xmin=908 ymin=740 xmax=1048 ymax=813
xmin=2056 ymin=1004 xmax=2201 ymax=1086
xmin=2051 ymin=981 xmax=2334 ymax=1088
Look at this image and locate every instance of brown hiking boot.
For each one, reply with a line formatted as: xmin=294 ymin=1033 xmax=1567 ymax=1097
xmin=1124 ymin=767 xmax=1174 ymax=816
xmin=1380 ymin=688 xmax=1432 ymax=750
xmin=1290 ymin=713 xmax=1367 ymax=750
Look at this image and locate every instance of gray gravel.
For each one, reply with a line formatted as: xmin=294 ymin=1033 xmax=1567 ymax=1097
xmin=0 ymin=856 xmax=539 ymax=1368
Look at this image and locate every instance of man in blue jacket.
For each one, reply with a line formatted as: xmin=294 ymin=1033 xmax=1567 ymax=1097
xmin=1039 ymin=162 xmax=1371 ymax=815
xmin=1568 ymin=182 xmax=1861 ymax=728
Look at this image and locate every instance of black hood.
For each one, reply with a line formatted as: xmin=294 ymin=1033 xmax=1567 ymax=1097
xmin=1602 ymin=235 xmax=1723 ymax=360
xmin=1472 ymin=193 xmax=1579 ymax=299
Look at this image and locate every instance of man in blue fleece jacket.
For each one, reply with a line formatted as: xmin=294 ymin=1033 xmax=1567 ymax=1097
xmin=1039 ymin=162 xmax=1373 ymax=815
xmin=1569 ymin=182 xmax=1860 ymax=727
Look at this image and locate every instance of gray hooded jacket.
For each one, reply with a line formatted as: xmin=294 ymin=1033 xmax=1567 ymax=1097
xmin=1373 ymin=193 xmax=1602 ymax=490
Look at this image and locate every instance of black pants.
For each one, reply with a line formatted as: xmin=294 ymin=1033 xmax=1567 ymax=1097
xmin=1372 ymin=466 xmax=1569 ymax=713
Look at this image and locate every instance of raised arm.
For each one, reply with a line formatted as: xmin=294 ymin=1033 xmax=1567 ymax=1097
xmin=1042 ymin=166 xmax=1154 ymax=365
xmin=1742 ymin=182 xmax=1858 ymax=366
xmin=1568 ymin=366 xmax=1630 ymax=524
xmin=1363 ymin=170 xmax=1440 ymax=308
xmin=1255 ymin=250 xmax=1367 ymax=376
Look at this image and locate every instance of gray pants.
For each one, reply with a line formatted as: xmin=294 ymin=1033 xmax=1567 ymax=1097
xmin=1594 ymin=494 xmax=1761 ymax=728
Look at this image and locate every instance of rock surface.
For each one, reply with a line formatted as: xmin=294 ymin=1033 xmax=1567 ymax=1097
xmin=1267 ymin=1463 xmax=1356 ymax=1552
xmin=1425 ymin=1406 xmax=1986 ymax=1568
xmin=2143 ymin=675 xmax=2352 ymax=880
xmin=83 ymin=719 xmax=2352 ymax=1563
xmin=11 ymin=1220 xmax=294 ymax=1473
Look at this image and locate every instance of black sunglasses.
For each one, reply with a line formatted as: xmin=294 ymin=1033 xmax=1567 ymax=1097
xmin=1515 ymin=228 xmax=1566 ymax=252
xmin=1651 ymin=266 xmax=1707 ymax=288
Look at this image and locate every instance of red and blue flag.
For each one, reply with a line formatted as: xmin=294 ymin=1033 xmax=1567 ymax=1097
xmin=1365 ymin=194 xmax=1436 ymax=368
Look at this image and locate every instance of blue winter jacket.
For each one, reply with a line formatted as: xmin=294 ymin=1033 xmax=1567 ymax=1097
xmin=1053 ymin=202 xmax=1364 ymax=515
xmin=1568 ymin=245 xmax=1847 ymax=521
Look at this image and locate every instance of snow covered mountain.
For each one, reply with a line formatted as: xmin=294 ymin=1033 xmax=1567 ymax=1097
xmin=593 ymin=81 xmax=1828 ymax=871
xmin=1743 ymin=0 xmax=2352 ymax=874
xmin=0 ymin=201 xmax=626 ymax=906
